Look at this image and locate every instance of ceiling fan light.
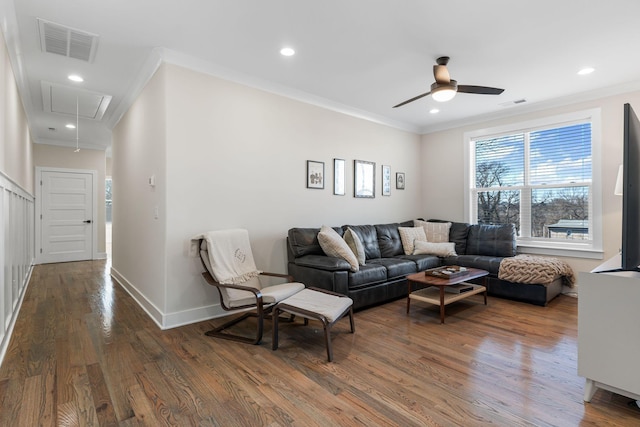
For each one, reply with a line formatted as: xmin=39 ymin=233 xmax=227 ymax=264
xmin=431 ymin=87 xmax=456 ymax=102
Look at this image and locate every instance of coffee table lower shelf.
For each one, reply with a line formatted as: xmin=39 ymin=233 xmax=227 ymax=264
xmin=408 ymin=283 xmax=487 ymax=324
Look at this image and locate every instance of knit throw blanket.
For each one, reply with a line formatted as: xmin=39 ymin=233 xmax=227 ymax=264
xmin=498 ymin=255 xmax=576 ymax=288
xmin=190 ymin=229 xmax=261 ymax=285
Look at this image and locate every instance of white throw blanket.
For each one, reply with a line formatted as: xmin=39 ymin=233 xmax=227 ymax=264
xmin=190 ymin=229 xmax=261 ymax=284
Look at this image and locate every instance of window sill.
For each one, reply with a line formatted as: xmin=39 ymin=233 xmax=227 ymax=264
xmin=517 ymin=242 xmax=604 ymax=260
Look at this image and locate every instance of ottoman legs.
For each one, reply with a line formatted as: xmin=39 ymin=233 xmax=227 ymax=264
xmin=272 ymin=288 xmax=354 ymax=362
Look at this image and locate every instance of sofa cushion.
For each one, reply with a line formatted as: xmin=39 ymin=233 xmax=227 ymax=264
xmin=344 ymin=227 xmax=366 ymax=265
xmin=375 ymin=223 xmax=404 ymax=257
xmin=318 ymin=225 xmax=359 ymax=272
xmin=287 ymin=227 xmax=325 ymax=257
xmin=413 ymin=241 xmax=457 ymax=257
xmin=343 ymin=225 xmax=381 ymax=260
xmin=368 ymin=258 xmax=417 ymax=279
xmin=294 ymin=254 xmax=351 ymax=271
xmin=347 ymin=264 xmax=387 ymax=288
xmin=399 ymin=254 xmax=442 ymax=271
xmin=445 ymin=254 xmax=503 ymax=275
xmin=466 ymin=224 xmax=517 ymax=257
xmin=398 ymin=226 xmax=427 ymax=255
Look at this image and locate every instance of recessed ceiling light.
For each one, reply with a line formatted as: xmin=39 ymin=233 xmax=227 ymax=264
xmin=65 ymin=123 xmax=76 ymax=129
xmin=280 ymin=47 xmax=295 ymax=57
xmin=68 ymin=74 xmax=84 ymax=82
xmin=578 ymin=67 xmax=595 ymax=76
xmin=429 ymin=108 xmax=440 ymax=114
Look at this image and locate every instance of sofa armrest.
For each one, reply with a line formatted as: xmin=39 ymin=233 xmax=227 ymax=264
xmin=294 ymin=254 xmax=351 ymax=271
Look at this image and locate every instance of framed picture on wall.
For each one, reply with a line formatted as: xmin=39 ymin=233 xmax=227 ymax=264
xmin=354 ymin=159 xmax=375 ymax=198
xmin=334 ymin=158 xmax=345 ymax=195
xmin=396 ymin=172 xmax=405 ymax=190
xmin=382 ymin=165 xmax=391 ymax=196
xmin=307 ymin=160 xmax=325 ymax=189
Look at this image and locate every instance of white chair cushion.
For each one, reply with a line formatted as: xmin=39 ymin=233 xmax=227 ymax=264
xmin=279 ymin=289 xmax=353 ymax=323
xmin=226 ymin=280 xmax=304 ymax=308
xmin=224 ymin=276 xmax=262 ymax=307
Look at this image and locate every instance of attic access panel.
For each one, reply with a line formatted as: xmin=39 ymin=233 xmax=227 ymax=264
xmin=41 ymin=81 xmax=112 ymax=120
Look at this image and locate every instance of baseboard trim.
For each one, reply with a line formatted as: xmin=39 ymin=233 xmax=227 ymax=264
xmin=109 ymin=267 xmax=228 ymax=330
xmin=110 ymin=267 xmax=164 ymax=329
xmin=162 ymin=304 xmax=229 ymax=330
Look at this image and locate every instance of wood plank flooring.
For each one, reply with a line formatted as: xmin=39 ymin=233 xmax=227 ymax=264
xmin=0 ymin=260 xmax=639 ymax=426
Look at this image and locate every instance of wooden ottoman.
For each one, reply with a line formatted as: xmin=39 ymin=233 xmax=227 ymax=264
xmin=272 ymin=287 xmax=354 ymax=362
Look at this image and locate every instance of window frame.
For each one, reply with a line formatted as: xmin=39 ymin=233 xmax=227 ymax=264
xmin=464 ymin=109 xmax=603 ymax=259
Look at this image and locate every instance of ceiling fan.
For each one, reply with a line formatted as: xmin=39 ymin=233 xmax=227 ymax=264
xmin=393 ymin=56 xmax=504 ymax=108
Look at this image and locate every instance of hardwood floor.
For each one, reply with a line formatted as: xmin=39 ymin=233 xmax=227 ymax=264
xmin=0 ymin=260 xmax=638 ymax=426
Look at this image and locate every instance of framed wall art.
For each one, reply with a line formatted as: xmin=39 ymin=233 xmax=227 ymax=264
xmin=307 ymin=160 xmax=325 ymax=189
xmin=354 ymin=159 xmax=375 ymax=198
xmin=333 ymin=158 xmax=345 ymax=195
xmin=382 ymin=165 xmax=391 ymax=196
xmin=396 ymin=172 xmax=405 ymax=190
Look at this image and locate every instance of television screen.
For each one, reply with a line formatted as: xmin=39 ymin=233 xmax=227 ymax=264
xmin=621 ymin=103 xmax=640 ymax=271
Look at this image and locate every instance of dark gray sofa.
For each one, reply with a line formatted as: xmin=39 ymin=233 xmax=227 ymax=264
xmin=286 ymin=220 xmax=563 ymax=310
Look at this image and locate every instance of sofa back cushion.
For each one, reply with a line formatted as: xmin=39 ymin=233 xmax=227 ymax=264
xmin=466 ymin=223 xmax=517 ymax=257
xmin=288 ymin=227 xmax=342 ymax=258
xmin=343 ymin=224 xmax=381 ymax=260
xmin=428 ymin=219 xmax=471 ymax=255
xmin=375 ymin=223 xmax=404 ymax=257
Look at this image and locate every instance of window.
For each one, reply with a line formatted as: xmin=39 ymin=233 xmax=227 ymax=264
xmin=465 ymin=109 xmax=602 ymax=258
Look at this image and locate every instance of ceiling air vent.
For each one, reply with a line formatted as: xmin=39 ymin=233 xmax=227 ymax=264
xmin=37 ymin=18 xmax=99 ymax=62
xmin=500 ymin=99 xmax=527 ymax=107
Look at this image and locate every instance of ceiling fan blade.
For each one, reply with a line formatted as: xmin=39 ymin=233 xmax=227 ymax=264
xmin=457 ymin=85 xmax=504 ymax=95
xmin=393 ymin=91 xmax=431 ymax=108
xmin=433 ymin=64 xmax=450 ymax=84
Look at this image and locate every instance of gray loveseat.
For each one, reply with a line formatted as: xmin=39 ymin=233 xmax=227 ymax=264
xmin=286 ymin=220 xmax=563 ymax=310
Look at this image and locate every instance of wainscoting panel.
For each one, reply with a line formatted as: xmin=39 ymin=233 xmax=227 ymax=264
xmin=0 ymin=172 xmax=34 ymax=366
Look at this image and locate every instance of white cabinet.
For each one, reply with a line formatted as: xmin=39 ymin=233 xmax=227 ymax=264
xmin=578 ymin=258 xmax=640 ymax=402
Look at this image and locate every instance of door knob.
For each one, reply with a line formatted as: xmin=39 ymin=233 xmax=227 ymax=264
xmin=83 ymin=220 xmax=92 ymax=224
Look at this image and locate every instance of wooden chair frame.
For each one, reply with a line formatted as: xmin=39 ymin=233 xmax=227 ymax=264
xmin=199 ymin=244 xmax=296 ymax=345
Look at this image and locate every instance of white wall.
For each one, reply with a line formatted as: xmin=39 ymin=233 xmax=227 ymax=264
xmin=112 ymin=62 xmax=422 ymax=327
xmin=111 ymin=64 xmax=168 ymax=322
xmin=1 ymin=28 xmax=33 ymax=193
xmin=420 ymin=91 xmax=640 ymax=275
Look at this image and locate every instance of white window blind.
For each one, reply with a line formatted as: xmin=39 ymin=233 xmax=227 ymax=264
xmin=471 ymin=119 xmax=594 ymax=250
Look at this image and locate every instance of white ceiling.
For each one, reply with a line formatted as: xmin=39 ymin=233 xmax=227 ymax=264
xmin=4 ymin=0 xmax=640 ymax=152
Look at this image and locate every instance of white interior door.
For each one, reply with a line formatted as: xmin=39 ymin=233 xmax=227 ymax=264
xmin=39 ymin=170 xmax=94 ymax=263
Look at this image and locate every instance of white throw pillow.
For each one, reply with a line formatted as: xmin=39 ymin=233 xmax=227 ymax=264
xmin=413 ymin=240 xmax=457 ymax=257
xmin=398 ymin=226 xmax=427 ymax=255
xmin=343 ymin=227 xmax=366 ymax=265
xmin=318 ymin=225 xmax=359 ymax=272
xmin=415 ymin=220 xmax=451 ymax=243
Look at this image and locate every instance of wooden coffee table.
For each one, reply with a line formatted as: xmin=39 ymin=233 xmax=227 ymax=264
xmin=406 ymin=267 xmax=489 ymax=324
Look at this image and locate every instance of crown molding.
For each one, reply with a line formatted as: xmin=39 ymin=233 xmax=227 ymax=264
xmin=420 ymin=80 xmax=640 ymax=135
xmin=159 ymin=48 xmax=421 ymax=134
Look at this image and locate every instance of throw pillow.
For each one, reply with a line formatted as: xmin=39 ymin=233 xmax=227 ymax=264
xmin=318 ymin=225 xmax=359 ymax=272
xmin=413 ymin=240 xmax=457 ymax=257
xmin=343 ymin=227 xmax=366 ymax=265
xmin=415 ymin=220 xmax=451 ymax=243
xmin=398 ymin=226 xmax=427 ymax=255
